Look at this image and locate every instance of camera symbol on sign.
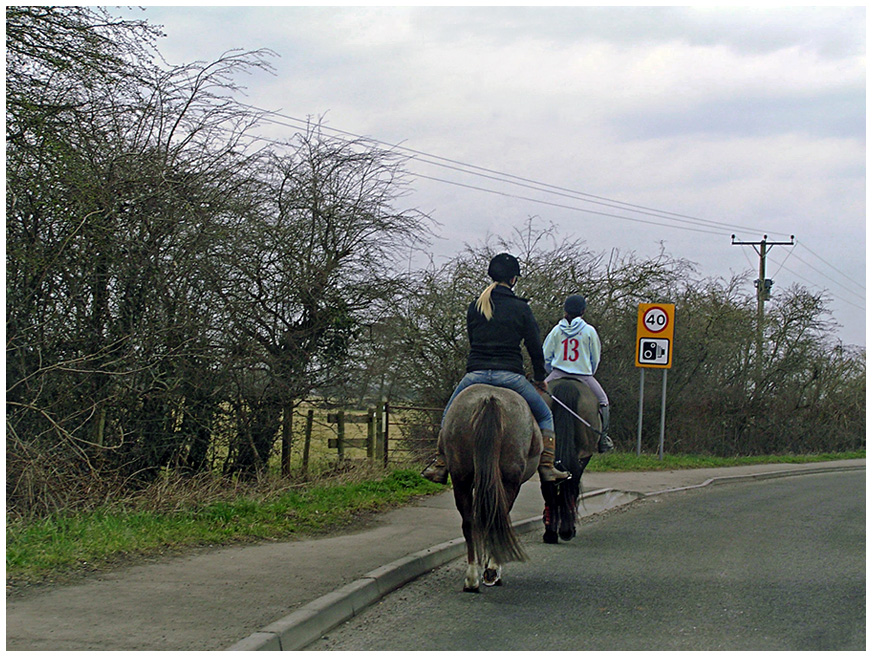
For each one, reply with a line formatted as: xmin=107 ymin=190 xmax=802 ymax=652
xmin=639 ymin=338 xmax=669 ymax=365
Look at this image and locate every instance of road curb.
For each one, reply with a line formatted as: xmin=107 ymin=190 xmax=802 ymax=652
xmin=643 ymin=462 xmax=866 ymax=497
xmin=226 ymin=462 xmax=863 ymax=651
xmin=226 ymin=536 xmax=468 ymax=651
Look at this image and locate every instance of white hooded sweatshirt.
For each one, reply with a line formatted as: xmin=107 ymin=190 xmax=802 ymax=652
xmin=542 ymin=317 xmax=601 ymax=376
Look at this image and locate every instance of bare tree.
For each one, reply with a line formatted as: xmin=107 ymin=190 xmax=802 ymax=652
xmin=217 ymin=124 xmax=433 ymax=474
xmin=6 ymin=5 xmax=277 ymax=509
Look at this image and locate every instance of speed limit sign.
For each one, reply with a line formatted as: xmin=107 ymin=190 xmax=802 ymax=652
xmin=642 ymin=307 xmax=670 ymax=333
xmin=636 ymin=303 xmax=675 ymax=368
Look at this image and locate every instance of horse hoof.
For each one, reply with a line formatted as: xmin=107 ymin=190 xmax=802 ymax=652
xmin=559 ymin=530 xmax=574 ymax=542
xmin=463 ymin=585 xmax=481 ymax=593
xmin=543 ymin=530 xmax=559 ymax=544
xmin=483 ymin=567 xmax=502 ymax=586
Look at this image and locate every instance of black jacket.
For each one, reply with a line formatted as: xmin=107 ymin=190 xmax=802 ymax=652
xmin=465 ymin=285 xmax=547 ymax=381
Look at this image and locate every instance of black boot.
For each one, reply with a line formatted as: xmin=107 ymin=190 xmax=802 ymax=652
xmin=598 ymin=405 xmax=614 ymax=453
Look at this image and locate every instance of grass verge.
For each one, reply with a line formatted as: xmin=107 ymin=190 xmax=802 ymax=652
xmin=6 ymin=468 xmax=444 ymax=589
xmin=586 ymin=450 xmax=865 ymax=472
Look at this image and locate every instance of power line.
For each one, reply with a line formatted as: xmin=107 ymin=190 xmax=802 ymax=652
xmin=769 ymin=240 xmax=796 ymax=278
xmin=787 ymin=251 xmax=865 ymax=301
xmin=243 ymin=105 xmax=791 ymax=238
xmin=236 ymin=104 xmax=861 ymax=304
xmin=795 ymin=239 xmax=865 ymax=293
xmin=227 ymin=115 xmax=729 ymax=236
xmin=772 ymin=259 xmax=866 ymax=311
xmin=412 ymin=172 xmax=726 ymax=236
xmin=408 ymin=155 xmax=749 ymax=234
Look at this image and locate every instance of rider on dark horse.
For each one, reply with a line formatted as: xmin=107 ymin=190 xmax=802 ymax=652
xmin=422 ymin=253 xmax=570 ymax=485
xmin=542 ymin=294 xmax=614 ymax=453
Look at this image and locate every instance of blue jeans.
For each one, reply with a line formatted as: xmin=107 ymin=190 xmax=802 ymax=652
xmin=442 ymin=370 xmax=554 ymax=432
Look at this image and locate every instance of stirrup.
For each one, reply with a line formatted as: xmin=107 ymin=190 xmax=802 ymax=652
xmin=421 ymin=457 xmax=449 ymax=484
xmin=539 ymin=464 xmax=571 ymax=483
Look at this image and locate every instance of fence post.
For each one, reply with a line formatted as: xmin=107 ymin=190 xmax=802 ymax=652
xmin=375 ymin=402 xmax=385 ymax=465
xmin=336 ymin=410 xmax=345 ymax=461
xmin=281 ymin=402 xmax=293 ymax=477
xmin=382 ymin=401 xmax=390 ymax=467
xmin=302 ymin=409 xmax=314 ymax=475
xmin=366 ymin=407 xmax=376 ymax=460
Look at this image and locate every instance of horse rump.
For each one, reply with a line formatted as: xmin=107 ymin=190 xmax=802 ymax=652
xmin=470 ymin=394 xmax=527 ymax=564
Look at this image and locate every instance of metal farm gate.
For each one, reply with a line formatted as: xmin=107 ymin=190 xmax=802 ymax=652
xmin=320 ymin=402 xmax=443 ymax=466
xmin=384 ymin=403 xmax=443 ymax=465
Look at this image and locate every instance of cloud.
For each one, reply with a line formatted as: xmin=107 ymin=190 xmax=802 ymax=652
xmin=122 ymin=5 xmax=866 ymax=345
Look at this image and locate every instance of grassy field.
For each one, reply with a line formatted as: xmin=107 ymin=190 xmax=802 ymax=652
xmin=6 ymin=451 xmax=863 ymax=589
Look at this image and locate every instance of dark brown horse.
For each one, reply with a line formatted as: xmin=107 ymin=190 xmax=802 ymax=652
xmin=540 ymin=378 xmax=601 ymax=543
xmin=439 ymin=384 xmax=542 ymax=592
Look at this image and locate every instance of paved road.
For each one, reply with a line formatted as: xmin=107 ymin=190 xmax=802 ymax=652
xmin=308 ymin=471 xmax=866 ymax=651
xmin=6 ymin=460 xmax=863 ymax=650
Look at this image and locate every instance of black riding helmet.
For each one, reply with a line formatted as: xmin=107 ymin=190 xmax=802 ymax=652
xmin=564 ymin=294 xmax=586 ymax=318
xmin=487 ymin=253 xmax=521 ymax=282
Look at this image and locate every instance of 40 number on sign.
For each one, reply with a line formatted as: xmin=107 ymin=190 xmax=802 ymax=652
xmin=643 ymin=306 xmax=669 ymax=333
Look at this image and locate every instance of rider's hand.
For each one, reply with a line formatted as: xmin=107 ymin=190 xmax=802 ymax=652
xmin=533 ymin=380 xmax=548 ymax=393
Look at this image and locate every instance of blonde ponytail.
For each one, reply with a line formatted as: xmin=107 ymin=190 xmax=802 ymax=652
xmin=475 ymin=282 xmax=499 ymax=320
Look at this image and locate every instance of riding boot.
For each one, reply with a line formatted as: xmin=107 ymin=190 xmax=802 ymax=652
xmin=598 ymin=405 xmax=614 ymax=454
xmin=421 ymin=454 xmax=449 ymax=484
xmin=538 ymin=430 xmax=570 ymax=482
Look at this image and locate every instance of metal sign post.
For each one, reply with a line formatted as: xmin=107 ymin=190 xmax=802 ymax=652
xmin=635 ymin=303 xmax=675 ymax=459
xmin=636 ymin=368 xmax=645 ymax=456
xmin=659 ymin=369 xmax=668 ymax=460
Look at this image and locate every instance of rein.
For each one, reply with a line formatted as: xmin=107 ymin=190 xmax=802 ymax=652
xmin=544 ymin=389 xmax=604 ymax=437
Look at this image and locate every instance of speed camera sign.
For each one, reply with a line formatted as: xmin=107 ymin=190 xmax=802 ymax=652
xmin=636 ymin=303 xmax=675 ymax=368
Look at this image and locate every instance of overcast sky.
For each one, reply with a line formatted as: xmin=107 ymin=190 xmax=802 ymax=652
xmin=120 ymin=5 xmax=866 ymax=347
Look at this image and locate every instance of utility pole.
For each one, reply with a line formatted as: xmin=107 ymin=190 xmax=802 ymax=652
xmin=731 ymin=234 xmax=795 ymax=383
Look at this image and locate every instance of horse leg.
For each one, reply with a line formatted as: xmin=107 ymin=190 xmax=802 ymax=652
xmin=464 ymin=560 xmax=481 ymax=593
xmin=558 ymin=495 xmax=577 ymax=541
xmin=558 ymin=481 xmax=577 ymax=541
xmin=540 ymin=480 xmax=559 ymax=544
xmin=559 ymin=455 xmax=590 ymax=541
xmin=453 ymin=478 xmax=480 ymax=592
xmin=482 ymin=555 xmax=502 ymax=586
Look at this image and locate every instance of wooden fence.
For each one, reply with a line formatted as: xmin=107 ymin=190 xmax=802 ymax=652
xmin=290 ymin=402 xmax=443 ymax=470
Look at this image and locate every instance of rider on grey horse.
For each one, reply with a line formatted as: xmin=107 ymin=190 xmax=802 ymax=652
xmin=422 ymin=253 xmax=569 ymax=485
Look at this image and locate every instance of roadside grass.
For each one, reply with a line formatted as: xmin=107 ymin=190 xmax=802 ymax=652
xmin=6 ymin=451 xmax=863 ymax=589
xmin=586 ymin=450 xmax=866 ymax=472
xmin=6 ymin=468 xmax=444 ymax=588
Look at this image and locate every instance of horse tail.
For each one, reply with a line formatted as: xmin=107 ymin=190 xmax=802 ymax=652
xmin=551 ymin=380 xmax=583 ymax=472
xmin=550 ymin=379 xmax=583 ymax=515
xmin=470 ymin=395 xmax=527 ymax=564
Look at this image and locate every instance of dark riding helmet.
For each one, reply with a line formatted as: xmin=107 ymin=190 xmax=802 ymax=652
xmin=564 ymin=294 xmax=586 ymax=318
xmin=487 ymin=253 xmax=521 ymax=282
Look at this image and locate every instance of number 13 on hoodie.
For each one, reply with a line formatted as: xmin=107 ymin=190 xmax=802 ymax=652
xmin=542 ymin=318 xmax=601 ymax=376
xmin=562 ymin=337 xmax=581 ymax=361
